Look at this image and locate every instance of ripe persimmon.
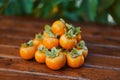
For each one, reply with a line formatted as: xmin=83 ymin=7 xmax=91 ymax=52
xmin=45 ymin=47 xmax=66 ymax=70
xmin=35 ymin=46 xmax=46 ymax=63
xmin=43 ymin=25 xmax=59 ymax=49
xmin=20 ymin=40 xmax=36 ymax=60
xmin=51 ymin=19 xmax=66 ymax=36
xmin=67 ymin=48 xmax=84 ymax=68
xmin=60 ymin=34 xmax=77 ymax=50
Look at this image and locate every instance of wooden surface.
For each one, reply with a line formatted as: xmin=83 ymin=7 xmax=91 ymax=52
xmin=0 ymin=16 xmax=120 ymax=80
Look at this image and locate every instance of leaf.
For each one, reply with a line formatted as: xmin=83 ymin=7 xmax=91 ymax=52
xmin=21 ymin=0 xmax=34 ymax=15
xmin=98 ymin=0 xmax=114 ymax=13
xmin=3 ymin=0 xmax=23 ymax=15
xmin=95 ymin=11 xmax=108 ymax=24
xmin=109 ymin=0 xmax=120 ymax=24
xmin=87 ymin=0 xmax=98 ymax=22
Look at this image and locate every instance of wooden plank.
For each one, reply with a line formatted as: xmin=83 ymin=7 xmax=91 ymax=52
xmin=0 ymin=71 xmax=69 ymax=80
xmin=0 ymin=17 xmax=120 ymax=38
xmin=0 ymin=57 xmax=120 ymax=80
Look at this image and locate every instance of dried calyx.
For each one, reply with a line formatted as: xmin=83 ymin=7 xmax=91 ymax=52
xmin=45 ymin=47 xmax=61 ymax=58
xmin=70 ymin=48 xmax=83 ymax=58
xmin=44 ymin=25 xmax=57 ymax=38
xmin=22 ymin=40 xmax=33 ymax=47
xmin=35 ymin=33 xmax=43 ymax=39
xmin=77 ymin=40 xmax=87 ymax=50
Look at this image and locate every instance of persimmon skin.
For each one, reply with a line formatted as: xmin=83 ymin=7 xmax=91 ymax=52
xmin=35 ymin=51 xmax=46 ymax=63
xmin=51 ymin=20 xmax=66 ymax=36
xmin=76 ymin=34 xmax=82 ymax=42
xmin=60 ymin=34 xmax=77 ymax=50
xmin=33 ymin=39 xmax=43 ymax=49
xmin=43 ymin=37 xmax=59 ymax=49
xmin=66 ymin=53 xmax=84 ymax=68
xmin=82 ymin=49 xmax=88 ymax=58
xmin=20 ymin=46 xmax=36 ymax=60
xmin=46 ymin=53 xmax=66 ymax=70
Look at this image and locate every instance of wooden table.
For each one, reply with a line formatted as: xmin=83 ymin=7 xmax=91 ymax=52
xmin=0 ymin=16 xmax=120 ymax=80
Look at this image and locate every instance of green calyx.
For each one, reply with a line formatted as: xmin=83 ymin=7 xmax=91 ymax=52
xmin=60 ymin=18 xmax=65 ymax=23
xmin=70 ymin=48 xmax=83 ymax=58
xmin=44 ymin=25 xmax=57 ymax=38
xmin=35 ymin=33 xmax=43 ymax=39
xmin=45 ymin=47 xmax=61 ymax=58
xmin=38 ymin=46 xmax=47 ymax=52
xmin=66 ymin=26 xmax=81 ymax=38
xmin=22 ymin=40 xmax=33 ymax=47
xmin=59 ymin=18 xmax=81 ymax=38
xmin=77 ymin=40 xmax=87 ymax=50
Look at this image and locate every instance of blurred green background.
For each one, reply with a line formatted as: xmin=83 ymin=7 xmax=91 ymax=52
xmin=0 ymin=0 xmax=120 ymax=25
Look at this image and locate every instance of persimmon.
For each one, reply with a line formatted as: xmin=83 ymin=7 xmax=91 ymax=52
xmin=35 ymin=46 xmax=46 ymax=63
xmin=51 ymin=19 xmax=66 ymax=36
xmin=67 ymin=48 xmax=84 ymax=68
xmin=33 ymin=33 xmax=43 ymax=49
xmin=77 ymin=40 xmax=88 ymax=58
xmin=43 ymin=25 xmax=59 ymax=49
xmin=20 ymin=40 xmax=36 ymax=60
xmin=45 ymin=47 xmax=66 ymax=70
xmin=60 ymin=34 xmax=77 ymax=50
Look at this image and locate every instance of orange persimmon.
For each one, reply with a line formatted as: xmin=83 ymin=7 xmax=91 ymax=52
xmin=51 ymin=20 xmax=66 ymax=36
xmin=45 ymin=47 xmax=66 ymax=70
xmin=20 ymin=40 xmax=36 ymax=60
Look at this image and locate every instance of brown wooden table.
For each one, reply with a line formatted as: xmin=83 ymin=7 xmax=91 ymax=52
xmin=0 ymin=16 xmax=120 ymax=80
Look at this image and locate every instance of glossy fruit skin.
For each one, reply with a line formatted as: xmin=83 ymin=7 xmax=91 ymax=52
xmin=76 ymin=34 xmax=81 ymax=42
xmin=20 ymin=46 xmax=36 ymax=60
xmin=33 ymin=39 xmax=43 ymax=49
xmin=82 ymin=49 xmax=88 ymax=58
xmin=35 ymin=51 xmax=46 ymax=63
xmin=46 ymin=52 xmax=66 ymax=70
xmin=51 ymin=20 xmax=66 ymax=36
xmin=66 ymin=53 xmax=84 ymax=68
xmin=60 ymin=34 xmax=77 ymax=50
xmin=43 ymin=37 xmax=59 ymax=49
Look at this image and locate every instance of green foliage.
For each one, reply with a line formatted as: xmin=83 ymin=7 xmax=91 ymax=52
xmin=0 ymin=0 xmax=120 ymax=24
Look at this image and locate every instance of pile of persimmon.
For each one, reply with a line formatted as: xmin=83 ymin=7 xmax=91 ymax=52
xmin=19 ymin=18 xmax=88 ymax=70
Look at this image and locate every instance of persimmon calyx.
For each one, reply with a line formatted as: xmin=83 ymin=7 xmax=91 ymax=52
xmin=70 ymin=48 xmax=83 ymax=58
xmin=38 ymin=46 xmax=47 ymax=52
xmin=44 ymin=25 xmax=57 ymax=38
xmin=60 ymin=18 xmax=65 ymax=23
xmin=35 ymin=32 xmax=43 ymax=39
xmin=77 ymin=40 xmax=88 ymax=50
xmin=66 ymin=26 xmax=81 ymax=38
xmin=21 ymin=40 xmax=33 ymax=47
xmin=45 ymin=47 xmax=61 ymax=58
